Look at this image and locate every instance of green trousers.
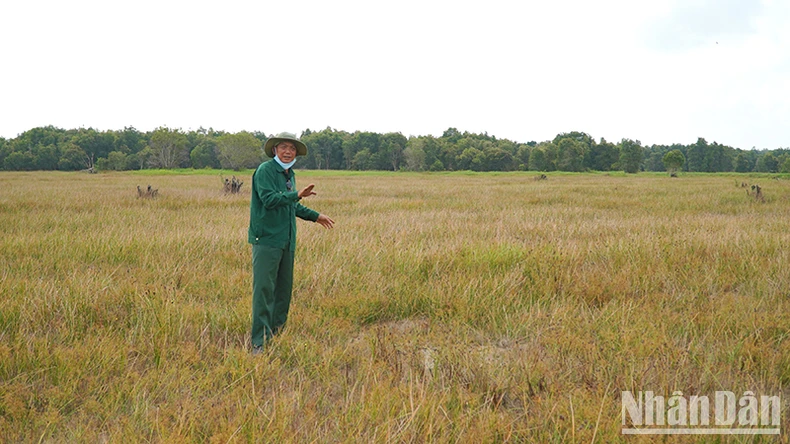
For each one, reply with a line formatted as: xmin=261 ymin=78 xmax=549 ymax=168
xmin=251 ymin=244 xmax=295 ymax=347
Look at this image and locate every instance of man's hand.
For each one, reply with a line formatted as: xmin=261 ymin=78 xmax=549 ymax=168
xmin=298 ymin=184 xmax=316 ymax=199
xmin=316 ymin=214 xmax=334 ymax=229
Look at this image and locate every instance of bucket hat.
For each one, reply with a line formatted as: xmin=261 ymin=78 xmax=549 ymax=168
xmin=264 ymin=132 xmax=307 ymax=158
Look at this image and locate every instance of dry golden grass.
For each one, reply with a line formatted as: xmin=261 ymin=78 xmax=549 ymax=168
xmin=1 ymin=170 xmax=789 ymax=442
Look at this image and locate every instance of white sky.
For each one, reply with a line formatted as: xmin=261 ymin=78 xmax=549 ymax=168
xmin=1 ymin=0 xmax=788 ymax=149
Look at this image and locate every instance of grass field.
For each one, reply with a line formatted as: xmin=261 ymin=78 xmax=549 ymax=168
xmin=1 ymin=170 xmax=789 ymax=442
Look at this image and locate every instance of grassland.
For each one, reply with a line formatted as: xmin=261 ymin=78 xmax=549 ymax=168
xmin=1 ymin=170 xmax=789 ymax=443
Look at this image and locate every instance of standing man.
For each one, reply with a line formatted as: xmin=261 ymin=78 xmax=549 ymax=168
xmin=248 ymin=132 xmax=334 ymax=354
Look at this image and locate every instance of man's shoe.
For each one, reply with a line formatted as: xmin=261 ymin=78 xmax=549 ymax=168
xmin=252 ymin=345 xmax=263 ymax=355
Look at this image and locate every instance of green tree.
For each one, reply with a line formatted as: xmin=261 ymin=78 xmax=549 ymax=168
xmin=448 ymin=138 xmax=471 ymax=169
xmin=71 ymin=128 xmax=116 ymax=168
xmin=352 ymin=149 xmax=373 ymax=170
xmin=215 ymin=132 xmax=262 ymax=170
xmin=4 ymin=151 xmax=35 ymax=170
xmin=644 ymin=146 xmax=666 ymax=172
xmin=148 ymin=127 xmax=189 ymax=169
xmin=550 ymin=132 xmax=590 ymax=169
xmin=379 ymin=132 xmax=407 ymax=171
xmin=528 ymin=147 xmax=547 ymax=171
xmin=0 ymin=138 xmax=8 ymax=167
xmin=515 ymin=145 xmax=531 ymax=170
xmin=106 ymin=151 xmax=129 ymax=170
xmin=441 ymin=127 xmax=462 ymax=144
xmin=403 ymin=138 xmax=427 ymax=171
xmin=662 ymin=149 xmax=685 ymax=175
xmin=702 ymin=142 xmax=732 ymax=172
xmin=686 ymin=138 xmax=707 ymax=172
xmin=556 ymin=137 xmax=585 ymax=172
xmin=542 ymin=142 xmax=558 ymax=171
xmin=132 ymin=147 xmax=153 ymax=170
xmin=552 ymin=131 xmax=593 ymax=147
xmin=4 ymin=127 xmax=66 ymax=170
xmin=756 ymin=153 xmax=778 ymax=173
xmin=484 ymin=148 xmax=515 ymax=171
xmin=301 ymin=127 xmax=346 ymax=170
xmin=458 ymin=147 xmax=482 ymax=171
xmin=190 ymin=139 xmax=220 ymax=169
xmin=341 ymin=132 xmax=365 ymax=169
xmin=342 ymin=132 xmax=381 ymax=169
xmin=95 ymin=157 xmax=110 ymax=171
xmin=15 ymin=126 xmax=66 ymax=150
xmin=734 ymin=152 xmax=751 ymax=172
xmin=33 ymin=144 xmax=59 ymax=170
xmin=250 ymin=130 xmax=267 ymax=144
xmin=433 ymin=139 xmax=454 ymax=171
xmin=57 ymin=143 xmax=89 ymax=171
xmin=96 ymin=151 xmax=127 ymax=171
xmin=619 ymin=139 xmax=643 ymax=174
xmin=470 ymin=151 xmax=486 ymax=171
xmin=115 ymin=126 xmax=146 ymax=154
xmin=586 ymin=138 xmax=616 ymax=171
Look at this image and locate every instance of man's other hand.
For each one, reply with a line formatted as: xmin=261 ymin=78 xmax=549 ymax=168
xmin=316 ymin=214 xmax=334 ymax=229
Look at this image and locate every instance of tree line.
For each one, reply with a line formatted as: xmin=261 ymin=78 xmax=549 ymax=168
xmin=1 ymin=125 xmax=788 ymax=173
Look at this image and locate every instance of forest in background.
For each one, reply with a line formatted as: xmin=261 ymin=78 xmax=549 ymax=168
xmin=1 ymin=125 xmax=788 ymax=174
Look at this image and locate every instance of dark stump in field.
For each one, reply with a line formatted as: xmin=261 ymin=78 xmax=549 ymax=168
xmin=223 ymin=176 xmax=244 ymax=194
xmin=137 ymin=185 xmax=159 ymax=199
xmin=747 ymin=184 xmax=764 ymax=202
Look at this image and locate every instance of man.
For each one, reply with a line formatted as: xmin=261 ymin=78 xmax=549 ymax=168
xmin=248 ymin=132 xmax=334 ymax=354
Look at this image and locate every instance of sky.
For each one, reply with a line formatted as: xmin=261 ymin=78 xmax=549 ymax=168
xmin=1 ymin=0 xmax=788 ymax=149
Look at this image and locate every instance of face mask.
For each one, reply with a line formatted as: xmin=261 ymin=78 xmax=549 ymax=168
xmin=274 ymin=155 xmax=296 ymax=170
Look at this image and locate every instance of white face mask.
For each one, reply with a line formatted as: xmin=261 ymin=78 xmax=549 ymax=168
xmin=274 ymin=155 xmax=296 ymax=170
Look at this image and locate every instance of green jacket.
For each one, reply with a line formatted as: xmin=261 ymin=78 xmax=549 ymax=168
xmin=248 ymin=160 xmax=319 ymax=251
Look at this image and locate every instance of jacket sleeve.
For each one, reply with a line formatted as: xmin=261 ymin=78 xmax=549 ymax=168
xmin=256 ymin=167 xmax=300 ymax=209
xmin=296 ymin=203 xmax=320 ymax=222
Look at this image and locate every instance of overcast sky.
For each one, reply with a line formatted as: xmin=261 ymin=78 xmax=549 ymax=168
xmin=1 ymin=0 xmax=787 ymax=149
